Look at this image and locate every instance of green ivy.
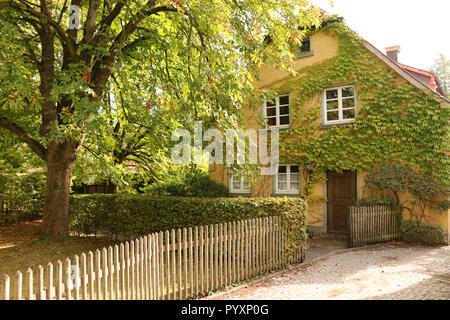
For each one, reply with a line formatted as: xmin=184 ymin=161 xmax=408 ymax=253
xmin=268 ymin=21 xmax=449 ymax=198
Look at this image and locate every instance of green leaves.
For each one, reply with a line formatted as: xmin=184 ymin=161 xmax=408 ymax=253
xmin=430 ymin=53 xmax=450 ymax=97
xmin=401 ymin=220 xmax=447 ymax=245
xmin=0 ymin=0 xmax=322 ymax=168
xmin=0 ymin=171 xmax=46 ymax=225
xmin=365 ymin=163 xmax=450 ymax=223
xmin=276 ymin=21 xmax=450 ymax=191
xmin=69 ymin=194 xmax=308 ymax=254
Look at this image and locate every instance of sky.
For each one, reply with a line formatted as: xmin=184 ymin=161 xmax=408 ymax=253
xmin=312 ymin=0 xmax=450 ymax=70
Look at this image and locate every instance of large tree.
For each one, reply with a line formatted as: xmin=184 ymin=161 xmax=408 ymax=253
xmin=431 ymin=53 xmax=450 ymax=97
xmin=0 ymin=0 xmax=321 ymax=236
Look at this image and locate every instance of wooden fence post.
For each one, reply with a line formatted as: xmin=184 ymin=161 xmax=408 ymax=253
xmin=3 ymin=275 xmax=10 ymax=300
xmin=1 ymin=216 xmax=309 ymax=301
xmin=349 ymin=206 xmax=401 ymax=247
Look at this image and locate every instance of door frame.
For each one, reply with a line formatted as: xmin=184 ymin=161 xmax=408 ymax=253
xmin=325 ymin=170 xmax=359 ymax=234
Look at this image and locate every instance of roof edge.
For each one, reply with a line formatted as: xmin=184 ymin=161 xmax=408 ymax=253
xmin=397 ymin=63 xmax=435 ymax=77
xmin=362 ymin=40 xmax=450 ymax=105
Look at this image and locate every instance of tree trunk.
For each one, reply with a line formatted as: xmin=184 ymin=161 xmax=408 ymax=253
xmin=41 ymin=142 xmax=77 ymax=237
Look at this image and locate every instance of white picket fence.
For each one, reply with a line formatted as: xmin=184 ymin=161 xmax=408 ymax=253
xmin=1 ymin=216 xmax=304 ymax=300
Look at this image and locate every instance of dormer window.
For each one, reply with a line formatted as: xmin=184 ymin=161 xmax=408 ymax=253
xmin=296 ymin=38 xmax=313 ymax=58
xmin=264 ymin=94 xmax=290 ymax=129
xmin=300 ymin=38 xmax=311 ymax=53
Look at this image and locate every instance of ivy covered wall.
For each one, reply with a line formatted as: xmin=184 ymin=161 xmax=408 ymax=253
xmin=273 ymin=22 xmax=449 ymax=186
xmin=210 ymin=21 xmax=450 ymax=232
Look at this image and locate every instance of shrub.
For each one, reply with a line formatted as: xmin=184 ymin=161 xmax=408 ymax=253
xmin=365 ymin=163 xmax=450 ymax=223
xmin=0 ymin=172 xmax=45 ymax=225
xmin=401 ymin=221 xmax=447 ymax=246
xmin=69 ymin=195 xmax=308 ymax=253
xmin=145 ymin=175 xmax=229 ymax=198
xmin=354 ymin=197 xmax=396 ymax=207
xmin=141 ymin=165 xmax=229 ymax=198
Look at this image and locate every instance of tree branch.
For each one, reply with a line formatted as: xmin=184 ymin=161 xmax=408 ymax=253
xmin=99 ymin=0 xmax=125 ymax=29
xmin=0 ymin=0 xmax=76 ymax=57
xmin=91 ymin=2 xmax=179 ymax=96
xmin=112 ymin=4 xmax=178 ymax=48
xmin=82 ymin=0 xmax=100 ymax=44
xmin=0 ymin=115 xmax=47 ymax=161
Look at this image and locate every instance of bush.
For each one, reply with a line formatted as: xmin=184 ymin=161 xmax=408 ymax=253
xmin=365 ymin=163 xmax=450 ymax=223
xmin=145 ymin=175 xmax=229 ymax=198
xmin=69 ymin=195 xmax=308 ymax=253
xmin=139 ymin=164 xmax=229 ymax=198
xmin=355 ymin=197 xmax=396 ymax=207
xmin=0 ymin=172 xmax=45 ymax=225
xmin=401 ymin=221 xmax=447 ymax=246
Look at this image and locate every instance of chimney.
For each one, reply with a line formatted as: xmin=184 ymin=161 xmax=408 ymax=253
xmin=385 ymin=46 xmax=401 ymax=62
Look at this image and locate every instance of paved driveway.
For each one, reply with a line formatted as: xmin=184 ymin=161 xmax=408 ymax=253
xmin=205 ymin=244 xmax=450 ymax=300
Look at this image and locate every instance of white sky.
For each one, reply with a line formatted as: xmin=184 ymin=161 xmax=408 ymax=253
xmin=312 ymin=0 xmax=450 ymax=70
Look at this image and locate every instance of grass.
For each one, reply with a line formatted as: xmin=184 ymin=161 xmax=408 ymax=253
xmin=0 ymin=220 xmax=304 ymax=300
xmin=0 ymin=220 xmax=118 ymax=299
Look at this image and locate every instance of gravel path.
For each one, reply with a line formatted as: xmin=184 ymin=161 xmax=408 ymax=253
xmin=205 ymin=244 xmax=450 ymax=300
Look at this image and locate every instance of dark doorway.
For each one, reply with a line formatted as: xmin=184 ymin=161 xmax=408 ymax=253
xmin=327 ymin=171 xmax=357 ymax=234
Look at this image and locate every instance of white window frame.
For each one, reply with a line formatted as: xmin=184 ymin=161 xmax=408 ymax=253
xmin=263 ymin=94 xmax=291 ymax=129
xmin=229 ymin=173 xmax=250 ymax=194
xmin=322 ymin=85 xmax=357 ymax=125
xmin=274 ymin=164 xmax=300 ymax=195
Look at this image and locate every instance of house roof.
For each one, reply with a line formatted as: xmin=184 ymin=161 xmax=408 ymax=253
xmin=312 ymin=14 xmax=449 ymax=103
xmin=397 ymin=63 xmax=444 ymax=95
xmin=361 ymin=40 xmax=450 ymax=105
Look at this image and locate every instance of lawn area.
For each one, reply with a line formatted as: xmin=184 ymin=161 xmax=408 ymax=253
xmin=0 ymin=220 xmax=118 ymax=279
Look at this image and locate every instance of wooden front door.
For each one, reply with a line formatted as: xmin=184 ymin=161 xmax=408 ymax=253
xmin=327 ymin=171 xmax=357 ymax=234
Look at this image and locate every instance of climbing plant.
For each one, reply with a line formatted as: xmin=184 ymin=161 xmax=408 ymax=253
xmin=365 ymin=163 xmax=450 ymax=223
xmin=256 ymin=19 xmax=450 ymax=204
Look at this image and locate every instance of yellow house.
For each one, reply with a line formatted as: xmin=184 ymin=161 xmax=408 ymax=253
xmin=209 ymin=18 xmax=450 ymax=241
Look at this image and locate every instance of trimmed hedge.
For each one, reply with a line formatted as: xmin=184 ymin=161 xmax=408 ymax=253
xmin=354 ymin=197 xmax=396 ymax=208
xmin=69 ymin=195 xmax=308 ymax=253
xmin=401 ymin=221 xmax=447 ymax=246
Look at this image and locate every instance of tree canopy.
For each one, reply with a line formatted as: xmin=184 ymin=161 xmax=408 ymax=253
xmin=0 ymin=0 xmax=322 ymax=235
xmin=431 ymin=53 xmax=450 ymax=97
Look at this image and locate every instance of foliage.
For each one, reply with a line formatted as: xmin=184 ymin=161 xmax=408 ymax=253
xmin=0 ymin=129 xmax=44 ymax=171
xmin=69 ymin=195 xmax=308 ymax=255
xmin=365 ymin=163 xmax=450 ymax=223
xmin=431 ymin=53 xmax=450 ymax=97
xmin=364 ymin=163 xmax=414 ymax=204
xmin=0 ymin=0 xmax=322 ymax=235
xmin=401 ymin=220 xmax=447 ymax=246
xmin=269 ymin=20 xmax=450 ymax=204
xmin=0 ymin=171 xmax=46 ymax=225
xmin=354 ymin=197 xmax=396 ymax=208
xmin=142 ymin=164 xmax=229 ymax=197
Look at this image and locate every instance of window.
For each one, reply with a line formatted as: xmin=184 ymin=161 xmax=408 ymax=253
xmin=275 ymin=165 xmax=300 ymax=195
xmin=296 ymin=38 xmax=313 ymax=57
xmin=323 ymin=86 xmax=357 ymax=124
xmin=229 ymin=174 xmax=250 ymax=194
xmin=299 ymin=38 xmax=311 ymax=53
xmin=264 ymin=94 xmax=290 ymax=129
